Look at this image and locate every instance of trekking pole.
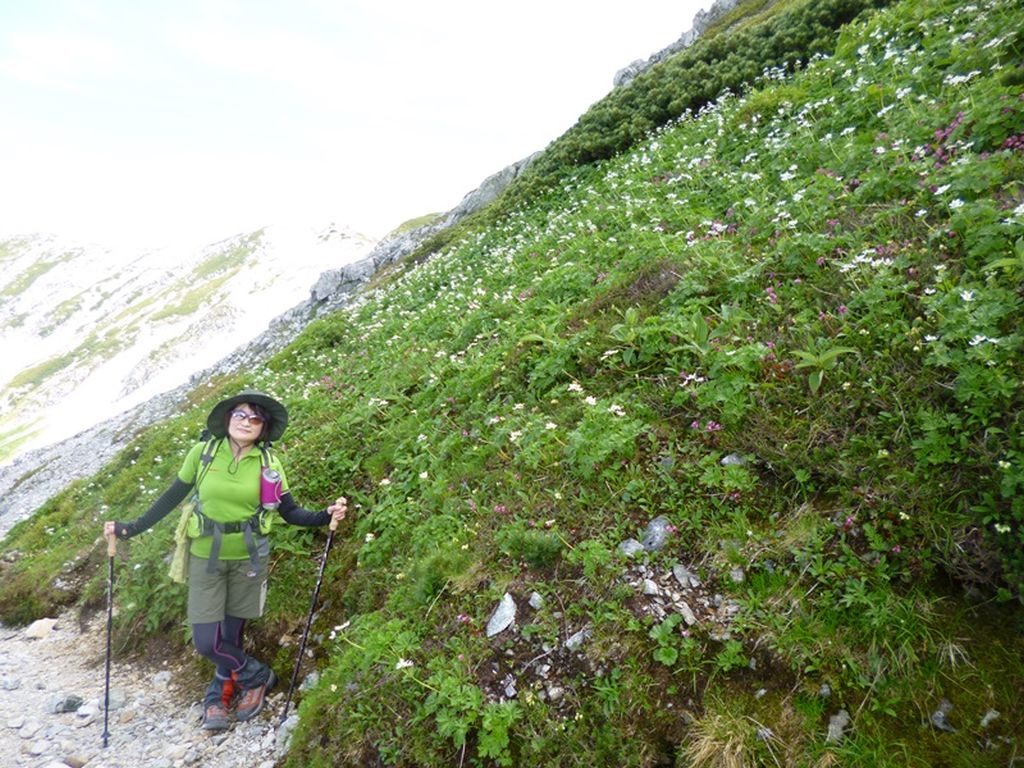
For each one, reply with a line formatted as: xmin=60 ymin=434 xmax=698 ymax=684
xmin=280 ymin=505 xmax=342 ymax=724
xmin=102 ymin=533 xmax=116 ymax=748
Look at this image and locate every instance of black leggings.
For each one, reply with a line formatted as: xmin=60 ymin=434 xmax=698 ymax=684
xmin=192 ymin=616 xmax=247 ymax=677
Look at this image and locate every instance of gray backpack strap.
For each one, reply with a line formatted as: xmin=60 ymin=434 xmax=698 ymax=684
xmin=207 ymin=526 xmax=224 ymax=574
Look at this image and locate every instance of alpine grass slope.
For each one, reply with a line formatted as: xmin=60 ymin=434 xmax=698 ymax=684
xmin=1 ymin=0 xmax=1022 ymax=764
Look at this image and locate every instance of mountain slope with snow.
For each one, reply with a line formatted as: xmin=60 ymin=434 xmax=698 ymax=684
xmin=0 ymin=224 xmax=375 ymax=463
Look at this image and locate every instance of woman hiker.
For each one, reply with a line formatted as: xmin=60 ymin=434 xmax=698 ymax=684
xmin=103 ymin=390 xmax=347 ymax=730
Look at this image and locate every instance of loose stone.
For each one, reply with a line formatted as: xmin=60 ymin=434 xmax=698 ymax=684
xmin=48 ymin=695 xmax=84 ymax=714
xmin=677 ymin=601 xmax=698 ymax=626
xmin=641 ymin=516 xmax=674 ymax=551
xmin=930 ymin=699 xmax=957 ymax=733
xmin=618 ymin=538 xmax=645 ymax=557
xmin=565 ymin=628 xmax=590 ymax=651
xmin=486 ymin=593 xmax=517 ymax=637
xmin=826 ymin=710 xmax=851 ymax=743
xmin=980 ymin=709 xmax=1000 ymax=729
xmin=672 ymin=564 xmax=701 ymax=589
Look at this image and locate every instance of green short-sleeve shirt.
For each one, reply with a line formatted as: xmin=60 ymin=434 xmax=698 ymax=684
xmin=178 ymin=440 xmax=289 ymax=560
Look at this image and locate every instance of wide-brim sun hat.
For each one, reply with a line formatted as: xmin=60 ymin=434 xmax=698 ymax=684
xmin=207 ymin=390 xmax=289 ymax=442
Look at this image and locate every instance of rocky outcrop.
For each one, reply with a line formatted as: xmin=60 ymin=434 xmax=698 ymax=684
xmin=613 ymin=0 xmax=748 ymax=87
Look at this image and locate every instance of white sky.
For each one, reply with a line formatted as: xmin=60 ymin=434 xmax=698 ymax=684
xmin=0 ymin=1 xmax=708 ymax=249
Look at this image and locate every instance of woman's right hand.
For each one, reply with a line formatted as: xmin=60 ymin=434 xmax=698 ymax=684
xmin=103 ymin=520 xmax=117 ymax=539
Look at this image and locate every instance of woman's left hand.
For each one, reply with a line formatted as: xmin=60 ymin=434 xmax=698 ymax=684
xmin=327 ymin=496 xmax=348 ymax=525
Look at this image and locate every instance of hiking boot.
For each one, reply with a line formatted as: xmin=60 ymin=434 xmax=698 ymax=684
xmin=234 ymin=657 xmax=277 ymax=722
xmin=221 ymin=674 xmax=238 ymax=711
xmin=202 ymin=702 xmax=230 ymax=731
xmin=201 ymin=674 xmax=233 ymax=730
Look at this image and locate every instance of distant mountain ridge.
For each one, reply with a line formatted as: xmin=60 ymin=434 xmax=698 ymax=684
xmin=0 ymin=224 xmax=375 ymax=463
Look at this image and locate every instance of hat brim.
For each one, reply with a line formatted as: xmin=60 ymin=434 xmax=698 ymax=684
xmin=207 ymin=391 xmax=289 ymax=442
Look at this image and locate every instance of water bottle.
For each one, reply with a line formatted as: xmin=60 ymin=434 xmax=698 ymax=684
xmin=260 ymin=467 xmax=282 ymax=509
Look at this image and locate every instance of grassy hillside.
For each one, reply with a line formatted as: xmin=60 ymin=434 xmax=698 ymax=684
xmin=1 ymin=0 xmax=1022 ymax=764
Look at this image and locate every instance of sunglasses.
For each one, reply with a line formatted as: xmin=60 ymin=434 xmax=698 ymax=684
xmin=230 ymin=410 xmax=266 ymax=425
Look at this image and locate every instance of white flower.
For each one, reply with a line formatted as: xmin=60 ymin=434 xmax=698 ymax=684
xmin=509 ymin=430 xmax=523 ymax=442
xmin=915 ymin=209 xmax=928 ymax=218
xmin=365 ymin=533 xmax=376 ymax=543
xmin=395 ymin=659 xmax=414 ymax=670
xmin=379 ymin=478 xmax=391 ymax=486
xmin=959 ymin=290 xmax=975 ymax=302
xmin=608 ymin=404 xmax=626 ymax=417
xmin=567 ymin=382 xmax=584 ymax=393
xmin=545 ymin=422 xmax=558 ymax=430
xmin=949 ymin=198 xmax=965 ymax=210
xmin=934 ymin=184 xmax=951 ymax=195
xmin=584 ymin=396 xmax=598 ymax=406
xmin=419 ymin=471 xmax=429 ymax=480
xmin=513 ymin=403 xmax=525 ymax=411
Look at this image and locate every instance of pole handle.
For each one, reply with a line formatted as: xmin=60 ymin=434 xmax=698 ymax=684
xmin=329 ymin=496 xmax=347 ymax=531
xmin=106 ymin=534 xmax=117 ymax=557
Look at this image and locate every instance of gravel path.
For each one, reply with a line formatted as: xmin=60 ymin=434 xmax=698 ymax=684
xmin=0 ymin=613 xmax=297 ymax=768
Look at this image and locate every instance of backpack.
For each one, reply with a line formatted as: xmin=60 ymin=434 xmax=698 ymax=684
xmin=168 ymin=434 xmax=277 ymax=583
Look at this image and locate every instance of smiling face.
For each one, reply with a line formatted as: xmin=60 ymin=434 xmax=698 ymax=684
xmin=226 ymin=403 xmax=268 ymax=447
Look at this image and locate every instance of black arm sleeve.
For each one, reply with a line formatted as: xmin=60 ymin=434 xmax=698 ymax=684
xmin=114 ymin=478 xmax=193 ymax=539
xmin=277 ymin=492 xmax=331 ymax=527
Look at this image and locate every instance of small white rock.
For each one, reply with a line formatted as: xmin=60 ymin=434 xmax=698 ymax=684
xmin=486 ymin=593 xmax=517 ymax=637
xmin=24 ymin=619 xmax=59 ymax=640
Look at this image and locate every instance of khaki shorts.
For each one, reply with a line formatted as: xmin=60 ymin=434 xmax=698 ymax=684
xmin=187 ymin=554 xmax=269 ymax=624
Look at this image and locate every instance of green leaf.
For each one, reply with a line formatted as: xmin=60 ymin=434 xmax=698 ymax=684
xmin=653 ymin=645 xmax=679 ymax=666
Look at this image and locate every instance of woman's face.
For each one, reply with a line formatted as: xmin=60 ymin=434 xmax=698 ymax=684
xmin=227 ymin=403 xmax=266 ymax=446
